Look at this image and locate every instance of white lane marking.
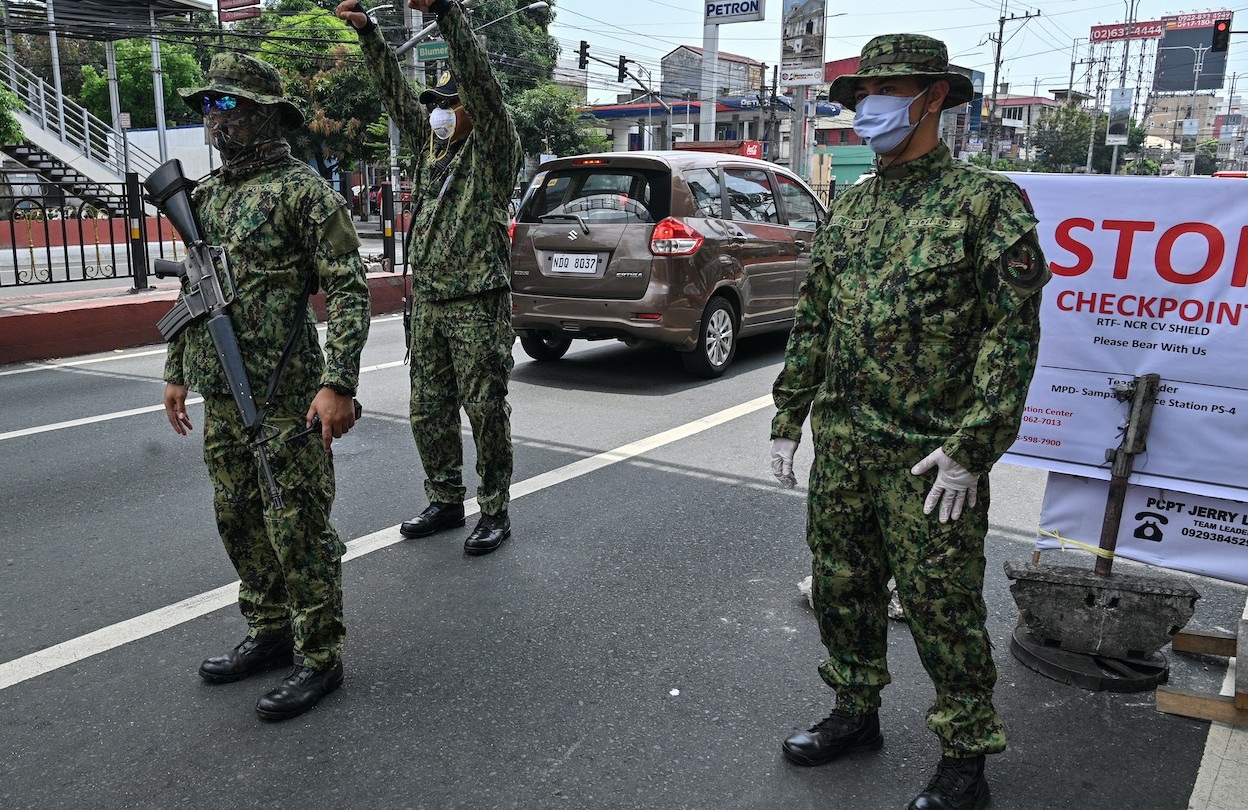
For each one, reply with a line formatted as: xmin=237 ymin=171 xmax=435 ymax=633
xmin=0 ymin=400 xmax=204 ymax=441
xmin=0 ymin=394 xmax=774 ymax=691
xmin=0 ymin=348 xmax=168 ymax=376
xmin=0 ymin=361 xmax=406 ymax=443
xmin=0 ymin=313 xmax=403 ymax=377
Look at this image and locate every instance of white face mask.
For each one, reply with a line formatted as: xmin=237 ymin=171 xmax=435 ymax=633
xmin=429 ymin=106 xmax=457 ymax=141
xmin=852 ymin=90 xmax=926 ymax=155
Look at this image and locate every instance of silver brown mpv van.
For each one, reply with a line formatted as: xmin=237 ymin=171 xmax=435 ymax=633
xmin=509 ymin=150 xmax=826 ymax=377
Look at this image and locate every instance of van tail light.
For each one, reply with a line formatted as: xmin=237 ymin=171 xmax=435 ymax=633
xmin=509 ymin=219 xmax=516 ymax=244
xmin=650 ymin=217 xmax=703 ymax=256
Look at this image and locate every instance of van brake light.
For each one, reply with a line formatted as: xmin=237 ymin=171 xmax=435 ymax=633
xmin=650 ymin=217 xmax=703 ymax=256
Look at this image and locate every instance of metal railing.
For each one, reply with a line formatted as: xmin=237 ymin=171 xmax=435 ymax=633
xmin=0 ymin=175 xmax=183 ymax=289
xmin=1 ymin=50 xmax=162 ymax=180
xmin=1 ymin=174 xmax=406 ymax=290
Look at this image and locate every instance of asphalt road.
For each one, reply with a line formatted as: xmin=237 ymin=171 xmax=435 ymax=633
xmin=1 ymin=317 xmax=1244 ymax=809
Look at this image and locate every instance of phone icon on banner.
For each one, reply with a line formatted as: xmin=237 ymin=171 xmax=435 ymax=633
xmin=1133 ymin=511 xmax=1169 ymax=543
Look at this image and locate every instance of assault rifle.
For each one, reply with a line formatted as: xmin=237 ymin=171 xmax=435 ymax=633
xmin=145 ymin=159 xmax=285 ymax=510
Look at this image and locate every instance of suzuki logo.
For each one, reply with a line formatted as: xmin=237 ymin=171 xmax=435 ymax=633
xmin=567 ymin=230 xmax=579 ymax=241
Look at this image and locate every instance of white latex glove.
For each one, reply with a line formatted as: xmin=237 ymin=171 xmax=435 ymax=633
xmin=770 ymin=438 xmax=799 ymax=488
xmin=911 ymin=448 xmax=979 ymax=523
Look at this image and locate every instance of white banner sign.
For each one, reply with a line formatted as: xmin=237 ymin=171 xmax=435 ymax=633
xmin=1002 ymin=174 xmax=1248 ymax=503
xmin=1038 ymin=472 xmax=1248 ymax=586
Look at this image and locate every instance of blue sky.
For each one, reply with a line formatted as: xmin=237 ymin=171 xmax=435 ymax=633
xmin=544 ymin=1 xmax=1248 ymax=102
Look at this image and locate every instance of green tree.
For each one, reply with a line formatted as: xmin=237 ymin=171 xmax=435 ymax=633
xmin=78 ymin=40 xmax=203 ymax=129
xmin=1194 ymin=138 xmax=1221 ymax=175
xmin=459 ymin=0 xmax=557 ymax=96
xmin=1088 ymin=113 xmax=1146 ymax=174
xmin=255 ymin=6 xmax=382 ymax=177
xmin=1124 ymin=157 xmax=1160 ymax=175
xmin=1031 ymin=104 xmax=1093 ymax=172
xmin=0 ymin=87 xmax=23 ymax=144
xmin=510 ymin=82 xmax=609 ymax=160
xmin=9 ymin=34 xmax=106 ymax=101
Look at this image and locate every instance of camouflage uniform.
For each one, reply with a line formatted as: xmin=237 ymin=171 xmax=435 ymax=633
xmin=164 ymin=92 xmax=371 ymax=668
xmin=772 ymin=141 xmax=1049 ymax=756
xmin=356 ymin=2 xmax=522 ymax=516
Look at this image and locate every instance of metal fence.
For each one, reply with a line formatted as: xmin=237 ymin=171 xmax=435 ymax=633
xmin=0 ymin=175 xmax=413 ymax=291
xmin=0 ymin=175 xmax=183 ymax=289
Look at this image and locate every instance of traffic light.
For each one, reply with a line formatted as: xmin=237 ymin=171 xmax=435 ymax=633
xmin=1212 ymin=18 xmax=1232 ymax=52
xmin=617 ymin=55 xmax=628 ymax=83
xmin=577 ymin=40 xmax=589 ymax=70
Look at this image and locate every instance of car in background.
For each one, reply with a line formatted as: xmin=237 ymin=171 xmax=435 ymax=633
xmin=509 ymin=150 xmax=826 ymax=377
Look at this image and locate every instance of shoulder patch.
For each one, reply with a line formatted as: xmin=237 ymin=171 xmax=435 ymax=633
xmin=1001 ymin=234 xmax=1044 ymax=289
xmin=322 ymin=207 xmax=361 ymax=258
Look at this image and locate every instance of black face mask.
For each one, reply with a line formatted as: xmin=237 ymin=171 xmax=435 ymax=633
xmin=204 ymin=103 xmax=283 ymax=167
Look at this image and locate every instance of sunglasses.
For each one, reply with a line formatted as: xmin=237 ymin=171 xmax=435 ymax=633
xmin=201 ymin=95 xmax=244 ymax=114
xmin=427 ymin=98 xmax=460 ymax=111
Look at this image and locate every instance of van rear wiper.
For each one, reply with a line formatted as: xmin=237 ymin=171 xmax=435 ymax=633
xmin=539 ymin=213 xmax=589 ymax=234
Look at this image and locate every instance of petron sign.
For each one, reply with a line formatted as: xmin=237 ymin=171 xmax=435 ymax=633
xmin=705 ymin=1 xmax=766 ymax=25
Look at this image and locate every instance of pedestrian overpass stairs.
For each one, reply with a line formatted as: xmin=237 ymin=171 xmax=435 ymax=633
xmin=1 ymin=49 xmax=161 ymax=214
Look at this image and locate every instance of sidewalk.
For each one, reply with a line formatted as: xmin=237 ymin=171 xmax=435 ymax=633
xmin=0 ymin=226 xmax=405 ymax=366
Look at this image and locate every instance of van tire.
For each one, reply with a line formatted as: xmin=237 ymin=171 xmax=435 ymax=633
xmin=682 ymin=296 xmax=737 ymax=378
xmin=520 ymin=335 xmax=572 ymax=362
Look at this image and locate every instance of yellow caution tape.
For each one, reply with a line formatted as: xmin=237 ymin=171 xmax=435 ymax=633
xmin=1038 ymin=529 xmax=1115 ymax=560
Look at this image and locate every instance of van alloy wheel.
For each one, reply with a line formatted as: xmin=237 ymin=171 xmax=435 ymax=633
xmin=682 ymin=296 xmax=737 ymax=378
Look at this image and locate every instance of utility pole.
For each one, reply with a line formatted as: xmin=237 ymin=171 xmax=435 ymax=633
xmin=756 ymin=64 xmax=780 ymax=161
xmin=1110 ymin=0 xmax=1142 ymax=174
xmin=1085 ymin=53 xmax=1108 ymax=173
xmin=988 ymin=8 xmax=1041 ymax=161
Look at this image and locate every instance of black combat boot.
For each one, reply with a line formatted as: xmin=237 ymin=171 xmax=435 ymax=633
xmin=198 ymin=631 xmax=294 ymax=683
xmin=464 ymin=510 xmax=510 ymax=555
xmin=400 ymin=502 xmax=465 ymax=538
xmin=781 ymin=709 xmax=883 ymax=766
xmin=255 ymin=659 xmax=344 ymax=721
xmin=907 ymin=755 xmax=990 ymax=810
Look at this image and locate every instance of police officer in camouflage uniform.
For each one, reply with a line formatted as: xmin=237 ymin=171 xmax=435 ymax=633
xmin=767 ymin=34 xmax=1048 ymax=810
xmin=338 ymin=0 xmax=522 ymax=556
xmin=162 ymin=53 xmax=370 ymax=721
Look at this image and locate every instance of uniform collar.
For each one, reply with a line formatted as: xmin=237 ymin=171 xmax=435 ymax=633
xmin=876 ymin=142 xmax=951 ymax=182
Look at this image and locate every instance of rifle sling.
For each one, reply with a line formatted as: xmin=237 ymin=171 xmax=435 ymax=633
xmin=252 ymin=272 xmax=318 ymax=439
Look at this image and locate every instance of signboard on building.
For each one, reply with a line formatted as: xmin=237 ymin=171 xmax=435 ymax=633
xmin=1106 ymin=87 xmax=1133 ymax=145
xmin=780 ymin=0 xmax=827 ymax=86
xmin=705 ymin=1 xmax=765 ymax=25
xmin=1090 ymin=19 xmax=1165 ymax=42
xmin=1152 ymin=11 xmax=1234 ymax=93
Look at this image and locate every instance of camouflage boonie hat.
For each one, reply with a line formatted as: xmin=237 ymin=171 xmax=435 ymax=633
xmin=179 ymin=53 xmax=305 ymax=130
xmin=418 ymin=70 xmax=459 ymax=106
xmin=828 ymin=34 xmax=976 ymax=112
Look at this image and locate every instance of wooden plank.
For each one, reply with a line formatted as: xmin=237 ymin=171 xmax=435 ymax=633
xmin=1237 ymin=620 xmax=1248 ymax=710
xmin=1157 ymin=686 xmax=1248 ymax=726
xmin=1170 ymin=630 xmax=1237 ymax=657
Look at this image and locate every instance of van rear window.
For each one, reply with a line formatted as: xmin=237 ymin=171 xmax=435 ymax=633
xmin=520 ymin=167 xmax=670 ymax=224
